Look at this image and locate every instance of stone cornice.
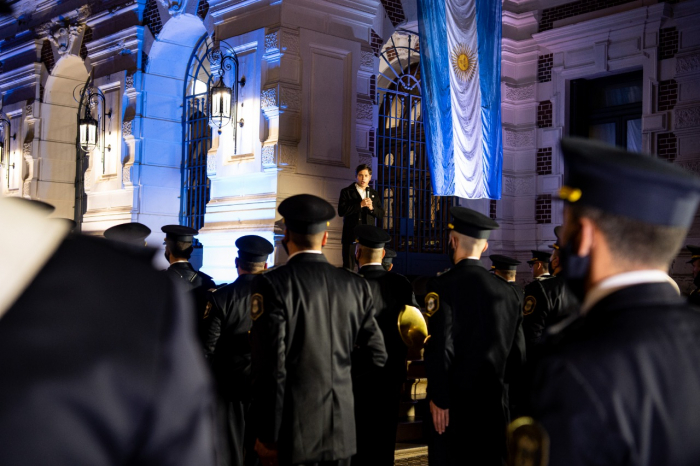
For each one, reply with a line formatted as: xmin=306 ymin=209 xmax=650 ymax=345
xmin=0 ymin=63 xmax=41 ymax=93
xmin=87 ymin=26 xmax=143 ymax=64
xmin=532 ymin=3 xmax=667 ymax=52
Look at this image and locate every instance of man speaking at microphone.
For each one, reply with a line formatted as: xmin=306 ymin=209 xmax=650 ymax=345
xmin=338 ymin=164 xmax=384 ymax=270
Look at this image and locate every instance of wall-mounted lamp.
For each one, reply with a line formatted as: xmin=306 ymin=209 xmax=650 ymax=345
xmin=207 ymin=42 xmax=245 ymax=135
xmin=75 ymin=82 xmax=112 ymax=174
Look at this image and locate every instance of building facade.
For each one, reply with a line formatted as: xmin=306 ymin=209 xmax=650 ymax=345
xmin=1 ymin=0 xmax=699 ymax=287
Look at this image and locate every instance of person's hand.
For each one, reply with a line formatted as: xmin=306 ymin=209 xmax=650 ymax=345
xmin=361 ymin=198 xmax=373 ymax=209
xmin=430 ymin=400 xmax=449 ymax=434
xmin=255 ymin=439 xmax=279 ymax=466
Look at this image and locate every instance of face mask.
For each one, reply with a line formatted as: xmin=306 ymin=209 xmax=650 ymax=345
xmin=559 ymin=238 xmax=590 ymax=303
xmin=164 ymin=250 xmax=170 ymax=263
xmin=548 ymin=260 xmax=554 ymax=275
xmin=281 ymin=237 xmax=289 ymax=256
xmin=694 ymin=272 xmax=700 ymax=289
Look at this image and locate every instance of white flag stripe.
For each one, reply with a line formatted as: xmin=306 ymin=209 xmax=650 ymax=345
xmin=446 ymin=0 xmax=484 ymax=199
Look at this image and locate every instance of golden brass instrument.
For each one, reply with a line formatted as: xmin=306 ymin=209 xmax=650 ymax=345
xmin=506 ymin=417 xmax=549 ymax=466
xmin=397 ymin=305 xmax=428 ymax=351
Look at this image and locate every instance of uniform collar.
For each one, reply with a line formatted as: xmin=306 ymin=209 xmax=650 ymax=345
xmin=287 ymin=249 xmax=323 ymax=261
xmin=581 ymin=270 xmax=679 ymax=315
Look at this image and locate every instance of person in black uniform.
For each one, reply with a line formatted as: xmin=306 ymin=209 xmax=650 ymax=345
xmin=490 ymin=254 xmax=524 ymax=306
xmin=0 ymin=197 xmax=215 ymax=465
xmin=424 ymin=207 xmax=525 ymax=466
xmin=162 ymin=225 xmax=216 ymax=346
xmin=338 ymin=164 xmax=384 ymax=270
xmin=685 ymin=244 xmax=700 ymax=306
xmin=351 ymin=225 xmax=421 ymax=466
xmin=525 ymin=137 xmax=700 ymax=465
xmin=521 ymin=244 xmax=577 ymax=354
xmin=104 ymin=222 xmax=151 ymax=246
xmin=527 ymin=250 xmax=551 ymax=281
xmin=249 ymin=194 xmax=387 ymax=466
xmin=207 ymin=235 xmax=274 ymax=466
xmin=382 ymin=247 xmax=396 ymax=271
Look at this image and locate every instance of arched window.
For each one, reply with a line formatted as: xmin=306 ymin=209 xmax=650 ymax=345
xmin=181 ymin=35 xmax=238 ymax=234
xmin=376 ymin=35 xmax=456 ymax=274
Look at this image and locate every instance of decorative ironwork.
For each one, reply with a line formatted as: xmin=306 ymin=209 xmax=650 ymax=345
xmin=376 ymin=34 xmax=456 ymax=275
xmin=180 ymin=34 xmax=241 ymax=237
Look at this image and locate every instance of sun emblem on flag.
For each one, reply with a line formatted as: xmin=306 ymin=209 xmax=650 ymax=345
xmin=451 ymin=43 xmax=477 ymax=82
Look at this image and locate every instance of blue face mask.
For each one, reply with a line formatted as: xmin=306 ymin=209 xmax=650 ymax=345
xmin=559 ymin=237 xmax=590 ymax=303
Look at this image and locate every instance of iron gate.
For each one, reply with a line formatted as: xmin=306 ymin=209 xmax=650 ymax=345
xmin=376 ymin=34 xmax=456 ymax=276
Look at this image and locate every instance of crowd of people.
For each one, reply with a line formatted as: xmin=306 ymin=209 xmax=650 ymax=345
xmin=2 ymin=137 xmax=700 ymax=466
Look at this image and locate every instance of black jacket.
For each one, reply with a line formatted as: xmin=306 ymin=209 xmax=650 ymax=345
xmin=522 ymin=275 xmax=577 ymax=352
xmin=424 ymin=259 xmax=525 ymax=465
xmin=249 ymin=253 xmax=387 ymax=463
xmin=530 ymin=282 xmax=700 ymax=466
xmin=166 ymin=261 xmax=216 ymax=345
xmin=338 ymin=183 xmax=385 ymax=244
xmin=0 ymin=235 xmax=215 ymax=465
xmin=206 ymin=273 xmax=257 ymax=402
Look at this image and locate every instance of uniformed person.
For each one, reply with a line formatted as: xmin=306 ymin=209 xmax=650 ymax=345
xmin=351 ymin=225 xmax=422 ymax=466
xmin=521 ymin=242 xmax=577 ymax=354
xmin=527 ymin=250 xmax=551 ymax=280
xmin=249 ymin=194 xmax=387 ymax=466
xmin=0 ymin=196 xmax=216 ymax=465
xmin=424 ymin=207 xmax=526 ymax=466
xmin=207 ymin=235 xmax=274 ymax=466
xmin=382 ymin=247 xmax=397 ymax=271
xmin=686 ymin=244 xmax=700 ymax=306
xmin=526 ymin=137 xmax=700 ymax=465
xmin=104 ymin=222 xmax=151 ymax=246
xmin=490 ymin=254 xmax=524 ymax=306
xmin=162 ymin=225 xmax=216 ymax=346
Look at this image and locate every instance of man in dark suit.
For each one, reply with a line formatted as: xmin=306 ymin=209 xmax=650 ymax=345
xmin=0 ymin=197 xmax=215 ymax=465
xmin=249 ymin=194 xmax=387 ymax=466
xmin=338 ymin=164 xmax=384 ymax=270
xmin=424 ymin=207 xmax=525 ymax=466
xmin=162 ymin=225 xmax=216 ymax=346
xmin=527 ymin=250 xmax=551 ymax=281
xmin=207 ymin=235 xmax=274 ymax=466
xmin=351 ymin=225 xmax=422 ymax=466
xmin=527 ymin=138 xmax=700 ymax=465
xmin=490 ymin=254 xmax=524 ymax=307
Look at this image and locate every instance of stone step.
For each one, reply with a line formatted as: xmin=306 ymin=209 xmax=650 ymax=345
xmin=394 ymin=443 xmax=428 ymax=466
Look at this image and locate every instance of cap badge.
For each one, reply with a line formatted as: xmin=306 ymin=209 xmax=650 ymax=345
xmin=558 ymin=186 xmax=582 ymax=203
xmin=424 ymin=292 xmax=440 ymax=317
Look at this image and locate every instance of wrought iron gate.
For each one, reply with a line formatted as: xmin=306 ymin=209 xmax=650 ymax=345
xmin=376 ymin=35 xmax=456 ymax=276
xmin=181 ymin=34 xmax=239 ymax=234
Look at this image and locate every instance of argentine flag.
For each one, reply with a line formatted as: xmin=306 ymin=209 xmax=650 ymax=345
xmin=417 ymin=0 xmax=502 ymax=199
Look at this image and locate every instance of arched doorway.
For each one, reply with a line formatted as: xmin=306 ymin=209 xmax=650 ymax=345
xmin=376 ymin=35 xmax=455 ymax=276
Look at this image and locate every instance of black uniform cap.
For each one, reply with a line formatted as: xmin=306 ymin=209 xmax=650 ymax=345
xmin=162 ymin=225 xmax=198 ymax=242
xmin=383 ymin=248 xmax=397 ymax=261
xmin=558 ymin=137 xmax=700 ymax=228
xmin=448 ymin=206 xmax=499 ymax=240
xmin=278 ymin=194 xmax=335 ymax=234
xmin=528 ymin=250 xmax=552 ymax=264
xmin=104 ymin=222 xmax=151 ymax=245
xmin=354 ymin=225 xmax=391 ymax=248
xmin=687 ymin=245 xmax=700 ymax=264
xmin=490 ymin=254 xmax=520 ymax=271
xmin=236 ymin=235 xmax=274 ymax=262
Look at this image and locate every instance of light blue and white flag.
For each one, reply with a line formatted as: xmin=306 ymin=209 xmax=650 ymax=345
xmin=417 ymin=0 xmax=502 ymax=199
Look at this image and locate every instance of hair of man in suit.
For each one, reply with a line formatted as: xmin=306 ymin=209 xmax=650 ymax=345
xmin=356 ymin=163 xmax=372 ymax=175
xmin=494 ymin=269 xmax=516 ymax=282
xmin=567 ymin=204 xmax=687 ymax=270
xmin=166 ymin=239 xmax=194 ymax=260
xmin=235 ymin=258 xmax=267 ymax=274
xmin=355 ymin=244 xmax=385 ymax=266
